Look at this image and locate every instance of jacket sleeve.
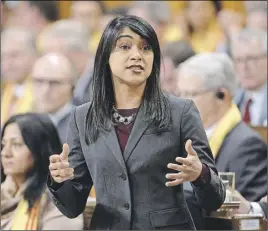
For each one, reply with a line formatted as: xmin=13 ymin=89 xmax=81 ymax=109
xmin=41 ymin=195 xmax=84 ymax=230
xmin=180 ymin=99 xmax=226 ymax=211
xmin=47 ymin=107 xmax=93 ymax=218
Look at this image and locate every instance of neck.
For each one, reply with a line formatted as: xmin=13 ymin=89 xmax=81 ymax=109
xmin=113 ymin=82 xmax=146 ymax=109
xmin=12 ymin=174 xmax=26 ymax=190
xmin=203 ymin=102 xmax=231 ymax=129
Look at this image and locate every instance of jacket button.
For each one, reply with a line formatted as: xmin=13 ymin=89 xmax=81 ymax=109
xmin=123 ymin=203 xmax=130 ymax=210
xmin=121 ymin=174 xmax=127 ymax=181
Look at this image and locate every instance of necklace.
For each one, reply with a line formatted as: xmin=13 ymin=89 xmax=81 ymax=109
xmin=112 ymin=106 xmax=137 ymax=125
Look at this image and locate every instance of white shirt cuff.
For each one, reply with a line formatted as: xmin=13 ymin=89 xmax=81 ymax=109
xmin=249 ymin=202 xmax=265 ymax=216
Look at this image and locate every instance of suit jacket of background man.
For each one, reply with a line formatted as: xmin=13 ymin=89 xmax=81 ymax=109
xmin=216 ymin=122 xmax=267 ymax=202
xmin=47 ymin=95 xmax=225 ymax=230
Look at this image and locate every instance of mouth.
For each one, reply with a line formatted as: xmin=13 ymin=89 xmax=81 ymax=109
xmin=3 ymin=161 xmax=14 ymax=168
xmin=127 ymin=65 xmax=144 ymax=73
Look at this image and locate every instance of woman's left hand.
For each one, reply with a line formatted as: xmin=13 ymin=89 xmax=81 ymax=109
xmin=166 ymin=139 xmax=202 ymax=187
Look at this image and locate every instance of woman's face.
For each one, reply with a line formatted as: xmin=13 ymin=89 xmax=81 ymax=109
xmin=109 ymin=27 xmax=154 ymax=88
xmin=1 ymin=123 xmax=34 ymax=177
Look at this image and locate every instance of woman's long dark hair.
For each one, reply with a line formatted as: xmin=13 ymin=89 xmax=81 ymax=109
xmin=1 ymin=113 xmax=62 ymax=208
xmin=85 ymin=15 xmax=171 ymax=144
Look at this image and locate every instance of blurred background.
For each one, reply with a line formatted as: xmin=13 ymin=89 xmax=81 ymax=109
xmin=0 ymin=1 xmax=267 ymax=230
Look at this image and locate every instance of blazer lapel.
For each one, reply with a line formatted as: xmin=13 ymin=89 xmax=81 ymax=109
xmin=124 ymin=106 xmax=152 ymax=162
xmin=102 ymin=122 xmax=128 ymax=173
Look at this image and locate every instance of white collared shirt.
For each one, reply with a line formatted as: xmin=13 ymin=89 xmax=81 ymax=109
xmin=242 ymin=83 xmax=267 ymax=126
xmin=205 ymin=123 xmax=218 ymax=139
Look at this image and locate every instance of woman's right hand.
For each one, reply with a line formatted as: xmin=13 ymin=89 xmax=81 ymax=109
xmin=49 ymin=143 xmax=74 ymax=183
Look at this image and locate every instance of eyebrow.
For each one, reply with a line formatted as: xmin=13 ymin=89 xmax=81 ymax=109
xmin=116 ymin=35 xmax=134 ymax=41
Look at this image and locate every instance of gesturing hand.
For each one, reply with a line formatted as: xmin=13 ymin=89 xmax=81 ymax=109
xmin=166 ymin=139 xmax=202 ymax=187
xmin=49 ymin=143 xmax=74 ymax=183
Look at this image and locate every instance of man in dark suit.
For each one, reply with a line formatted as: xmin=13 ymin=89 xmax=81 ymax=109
xmin=231 ymin=28 xmax=267 ymax=126
xmin=37 ymin=19 xmax=94 ymax=106
xmin=31 ymin=53 xmax=76 ymax=143
xmin=177 ymin=52 xmax=267 ymax=202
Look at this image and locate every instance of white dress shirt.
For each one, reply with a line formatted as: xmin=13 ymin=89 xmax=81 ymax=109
xmin=242 ymin=83 xmax=267 ymax=126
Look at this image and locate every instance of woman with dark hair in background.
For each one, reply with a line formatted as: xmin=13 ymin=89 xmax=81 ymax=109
xmin=1 ymin=113 xmax=83 ymax=230
xmin=48 ymin=15 xmax=225 ymax=230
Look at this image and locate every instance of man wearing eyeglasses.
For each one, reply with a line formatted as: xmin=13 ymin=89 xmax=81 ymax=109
xmin=176 ymin=52 xmax=267 ymax=202
xmin=31 ymin=53 xmax=76 ymax=143
xmin=231 ymin=28 xmax=267 ymax=126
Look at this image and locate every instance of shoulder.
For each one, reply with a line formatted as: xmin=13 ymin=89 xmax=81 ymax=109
xmin=71 ymin=102 xmax=92 ymax=125
xmin=225 ymin=122 xmax=267 ymax=147
xmin=75 ymin=102 xmax=91 ymax=116
xmin=165 ymin=93 xmax=193 ymax=113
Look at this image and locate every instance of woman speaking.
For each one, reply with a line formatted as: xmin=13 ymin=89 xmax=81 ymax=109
xmin=48 ymin=15 xmax=225 ymax=230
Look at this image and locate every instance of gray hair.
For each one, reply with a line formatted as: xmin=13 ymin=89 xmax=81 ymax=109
xmin=40 ymin=19 xmax=90 ymax=52
xmin=177 ymin=53 xmax=237 ymax=97
xmin=1 ymin=27 xmax=37 ymax=54
xmin=245 ymin=1 xmax=267 ymax=13
xmin=230 ymin=28 xmax=267 ymax=54
xmin=130 ymin=1 xmax=170 ymax=24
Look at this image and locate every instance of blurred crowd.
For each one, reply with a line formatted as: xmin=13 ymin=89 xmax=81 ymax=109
xmin=1 ymin=1 xmax=267 ymax=230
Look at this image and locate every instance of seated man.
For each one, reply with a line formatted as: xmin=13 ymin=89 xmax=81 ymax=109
xmin=231 ymin=28 xmax=267 ymax=126
xmin=176 ymin=52 xmax=267 ymax=202
xmin=232 ymin=190 xmax=267 ymax=219
xmin=30 ymin=53 xmax=77 ymax=143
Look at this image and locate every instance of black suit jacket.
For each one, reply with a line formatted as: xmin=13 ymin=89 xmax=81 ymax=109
xmin=216 ymin=122 xmax=267 ymax=201
xmin=47 ymin=95 xmax=225 ymax=230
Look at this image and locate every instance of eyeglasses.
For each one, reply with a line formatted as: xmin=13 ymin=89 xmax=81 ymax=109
xmin=177 ymin=89 xmax=214 ymax=98
xmin=32 ymin=78 xmax=72 ymax=88
xmin=234 ymin=54 xmax=267 ymax=66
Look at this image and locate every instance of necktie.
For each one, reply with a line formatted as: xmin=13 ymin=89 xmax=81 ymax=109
xmin=243 ymin=98 xmax=252 ymax=124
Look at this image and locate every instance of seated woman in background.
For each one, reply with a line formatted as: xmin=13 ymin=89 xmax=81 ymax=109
xmin=1 ymin=113 xmax=83 ymax=230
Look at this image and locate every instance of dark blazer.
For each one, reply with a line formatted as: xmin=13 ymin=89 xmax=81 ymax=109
xmin=216 ymin=122 xmax=267 ymax=202
xmin=183 ymin=182 xmax=205 ymax=230
xmin=47 ymin=95 xmax=225 ymax=230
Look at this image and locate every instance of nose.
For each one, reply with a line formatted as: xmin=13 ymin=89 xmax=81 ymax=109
xmin=130 ymin=46 xmax=142 ymax=61
xmin=1 ymin=143 xmax=12 ymax=158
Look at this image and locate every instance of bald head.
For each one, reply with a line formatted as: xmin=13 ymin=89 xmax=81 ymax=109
xmin=32 ymin=53 xmax=76 ymax=82
xmin=31 ymin=53 xmax=76 ymax=114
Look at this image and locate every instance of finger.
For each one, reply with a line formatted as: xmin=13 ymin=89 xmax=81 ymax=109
xmin=50 ymin=155 xmax=61 ymax=163
xmin=175 ymin=157 xmax=192 ymax=166
xmin=53 ymin=176 xmax=64 ymax=183
xmin=185 ymin=139 xmax=197 ymax=156
xmin=50 ymin=169 xmax=60 ymax=177
xmin=60 ymin=143 xmax=69 ymax=161
xmin=165 ymin=178 xmax=184 ymax=187
xmin=166 ymin=172 xmax=186 ymax=180
xmin=167 ymin=163 xmax=183 ymax=172
xmin=49 ymin=162 xmax=60 ymax=171
xmin=60 ymin=161 xmax=70 ymax=169
xmin=50 ymin=168 xmax=74 ymax=178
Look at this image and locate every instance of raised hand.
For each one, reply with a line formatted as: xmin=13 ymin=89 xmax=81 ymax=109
xmin=166 ymin=139 xmax=202 ymax=187
xmin=49 ymin=143 xmax=74 ymax=183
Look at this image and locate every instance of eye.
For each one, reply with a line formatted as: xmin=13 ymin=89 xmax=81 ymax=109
xmin=119 ymin=44 xmax=131 ymax=50
xmin=141 ymin=44 xmax=152 ymax=51
xmin=11 ymin=142 xmax=24 ymax=148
